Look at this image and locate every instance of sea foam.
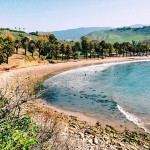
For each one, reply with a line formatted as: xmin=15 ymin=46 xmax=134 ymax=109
xmin=117 ymin=105 xmax=150 ymax=133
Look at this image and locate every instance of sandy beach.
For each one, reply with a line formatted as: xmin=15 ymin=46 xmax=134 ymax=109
xmin=1 ymin=56 xmax=150 ymax=131
xmin=1 ymin=56 xmax=150 ymax=77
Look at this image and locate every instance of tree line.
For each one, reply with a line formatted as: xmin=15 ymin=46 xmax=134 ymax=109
xmin=0 ymin=31 xmax=150 ymax=64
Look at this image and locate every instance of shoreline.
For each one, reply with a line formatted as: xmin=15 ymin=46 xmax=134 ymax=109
xmin=35 ymin=99 xmax=143 ymax=133
xmin=1 ymin=57 xmax=150 ymax=134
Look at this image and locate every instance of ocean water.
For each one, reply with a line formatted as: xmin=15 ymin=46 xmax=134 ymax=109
xmin=43 ymin=60 xmax=150 ymax=133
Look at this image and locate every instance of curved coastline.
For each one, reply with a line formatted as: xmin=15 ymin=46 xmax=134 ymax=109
xmin=1 ymin=57 xmax=150 ymax=134
xmin=43 ymin=59 xmax=150 ymax=133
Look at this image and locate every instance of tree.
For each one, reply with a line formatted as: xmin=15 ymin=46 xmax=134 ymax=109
xmin=0 ymin=37 xmax=5 ymax=64
xmin=43 ymin=34 xmax=57 ymax=44
xmin=99 ymin=40 xmax=107 ymax=57
xmin=53 ymin=40 xmax=60 ymax=60
xmin=94 ymin=42 xmax=100 ymax=57
xmin=60 ymin=44 xmax=66 ymax=60
xmin=72 ymin=42 xmax=81 ymax=59
xmin=28 ymin=40 xmax=36 ymax=57
xmin=21 ymin=37 xmax=30 ymax=55
xmin=14 ymin=39 xmax=20 ymax=54
xmin=107 ymin=43 xmax=113 ymax=57
xmin=89 ymin=41 xmax=94 ymax=58
xmin=81 ymin=36 xmax=89 ymax=58
xmin=120 ymin=42 xmax=127 ymax=57
xmin=65 ymin=44 xmax=72 ymax=59
xmin=113 ymin=42 xmax=120 ymax=56
xmin=36 ymin=36 xmax=48 ymax=58
xmin=3 ymin=37 xmax=14 ymax=63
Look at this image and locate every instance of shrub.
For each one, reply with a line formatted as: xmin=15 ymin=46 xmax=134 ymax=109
xmin=26 ymin=55 xmax=35 ymax=62
xmin=0 ymin=94 xmax=39 ymax=149
xmin=40 ymin=55 xmax=45 ymax=61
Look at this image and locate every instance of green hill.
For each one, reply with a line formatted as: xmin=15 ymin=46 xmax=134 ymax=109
xmin=86 ymin=26 xmax=150 ymax=43
xmin=0 ymin=28 xmax=38 ymax=41
xmin=41 ymin=27 xmax=112 ymax=41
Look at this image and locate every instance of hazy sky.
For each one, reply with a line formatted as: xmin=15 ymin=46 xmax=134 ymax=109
xmin=0 ymin=0 xmax=149 ymax=32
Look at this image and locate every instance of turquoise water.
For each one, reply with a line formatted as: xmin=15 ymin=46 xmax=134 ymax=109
xmin=43 ymin=60 xmax=150 ymax=133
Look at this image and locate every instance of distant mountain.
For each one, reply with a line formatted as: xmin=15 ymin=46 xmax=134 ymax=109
xmin=86 ymin=26 xmax=150 ymax=43
xmin=41 ymin=27 xmax=112 ymax=41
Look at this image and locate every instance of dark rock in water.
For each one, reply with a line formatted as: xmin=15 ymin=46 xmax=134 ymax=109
xmin=101 ymin=95 xmax=107 ymax=98
xmin=79 ymin=91 xmax=84 ymax=93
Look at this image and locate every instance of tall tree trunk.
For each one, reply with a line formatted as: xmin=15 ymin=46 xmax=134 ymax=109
xmin=51 ymin=51 xmax=53 ymax=59
xmin=62 ymin=53 xmax=63 ymax=60
xmin=25 ymin=47 xmax=27 ymax=55
xmin=89 ymin=49 xmax=92 ymax=58
xmin=123 ymin=52 xmax=125 ymax=57
xmin=16 ymin=46 xmax=18 ymax=54
xmin=39 ymin=48 xmax=41 ymax=58
xmin=116 ymin=50 xmax=118 ymax=57
xmin=6 ymin=55 xmax=9 ymax=64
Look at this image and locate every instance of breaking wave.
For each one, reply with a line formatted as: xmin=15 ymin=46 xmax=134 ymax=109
xmin=117 ymin=105 xmax=150 ymax=133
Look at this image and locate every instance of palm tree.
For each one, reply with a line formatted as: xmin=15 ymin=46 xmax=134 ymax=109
xmin=94 ymin=42 xmax=100 ymax=58
xmin=65 ymin=45 xmax=72 ymax=60
xmin=3 ymin=37 xmax=14 ymax=63
xmin=113 ymin=42 xmax=120 ymax=57
xmin=36 ymin=40 xmax=43 ymax=58
xmin=71 ymin=42 xmax=81 ymax=59
xmin=21 ymin=37 xmax=30 ymax=55
xmin=60 ymin=44 xmax=66 ymax=60
xmin=28 ymin=40 xmax=36 ymax=57
xmin=99 ymin=40 xmax=107 ymax=57
xmin=81 ymin=36 xmax=89 ymax=58
xmin=107 ymin=43 xmax=112 ymax=57
xmin=14 ymin=39 xmax=20 ymax=54
xmin=89 ymin=41 xmax=94 ymax=58
xmin=120 ymin=42 xmax=127 ymax=57
xmin=36 ymin=36 xmax=49 ymax=58
xmin=0 ymin=37 xmax=5 ymax=64
xmin=53 ymin=41 xmax=60 ymax=60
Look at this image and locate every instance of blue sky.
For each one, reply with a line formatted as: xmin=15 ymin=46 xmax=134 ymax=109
xmin=0 ymin=0 xmax=149 ymax=32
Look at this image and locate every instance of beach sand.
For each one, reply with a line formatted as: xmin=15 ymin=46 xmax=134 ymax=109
xmin=1 ymin=56 xmax=150 ymax=132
